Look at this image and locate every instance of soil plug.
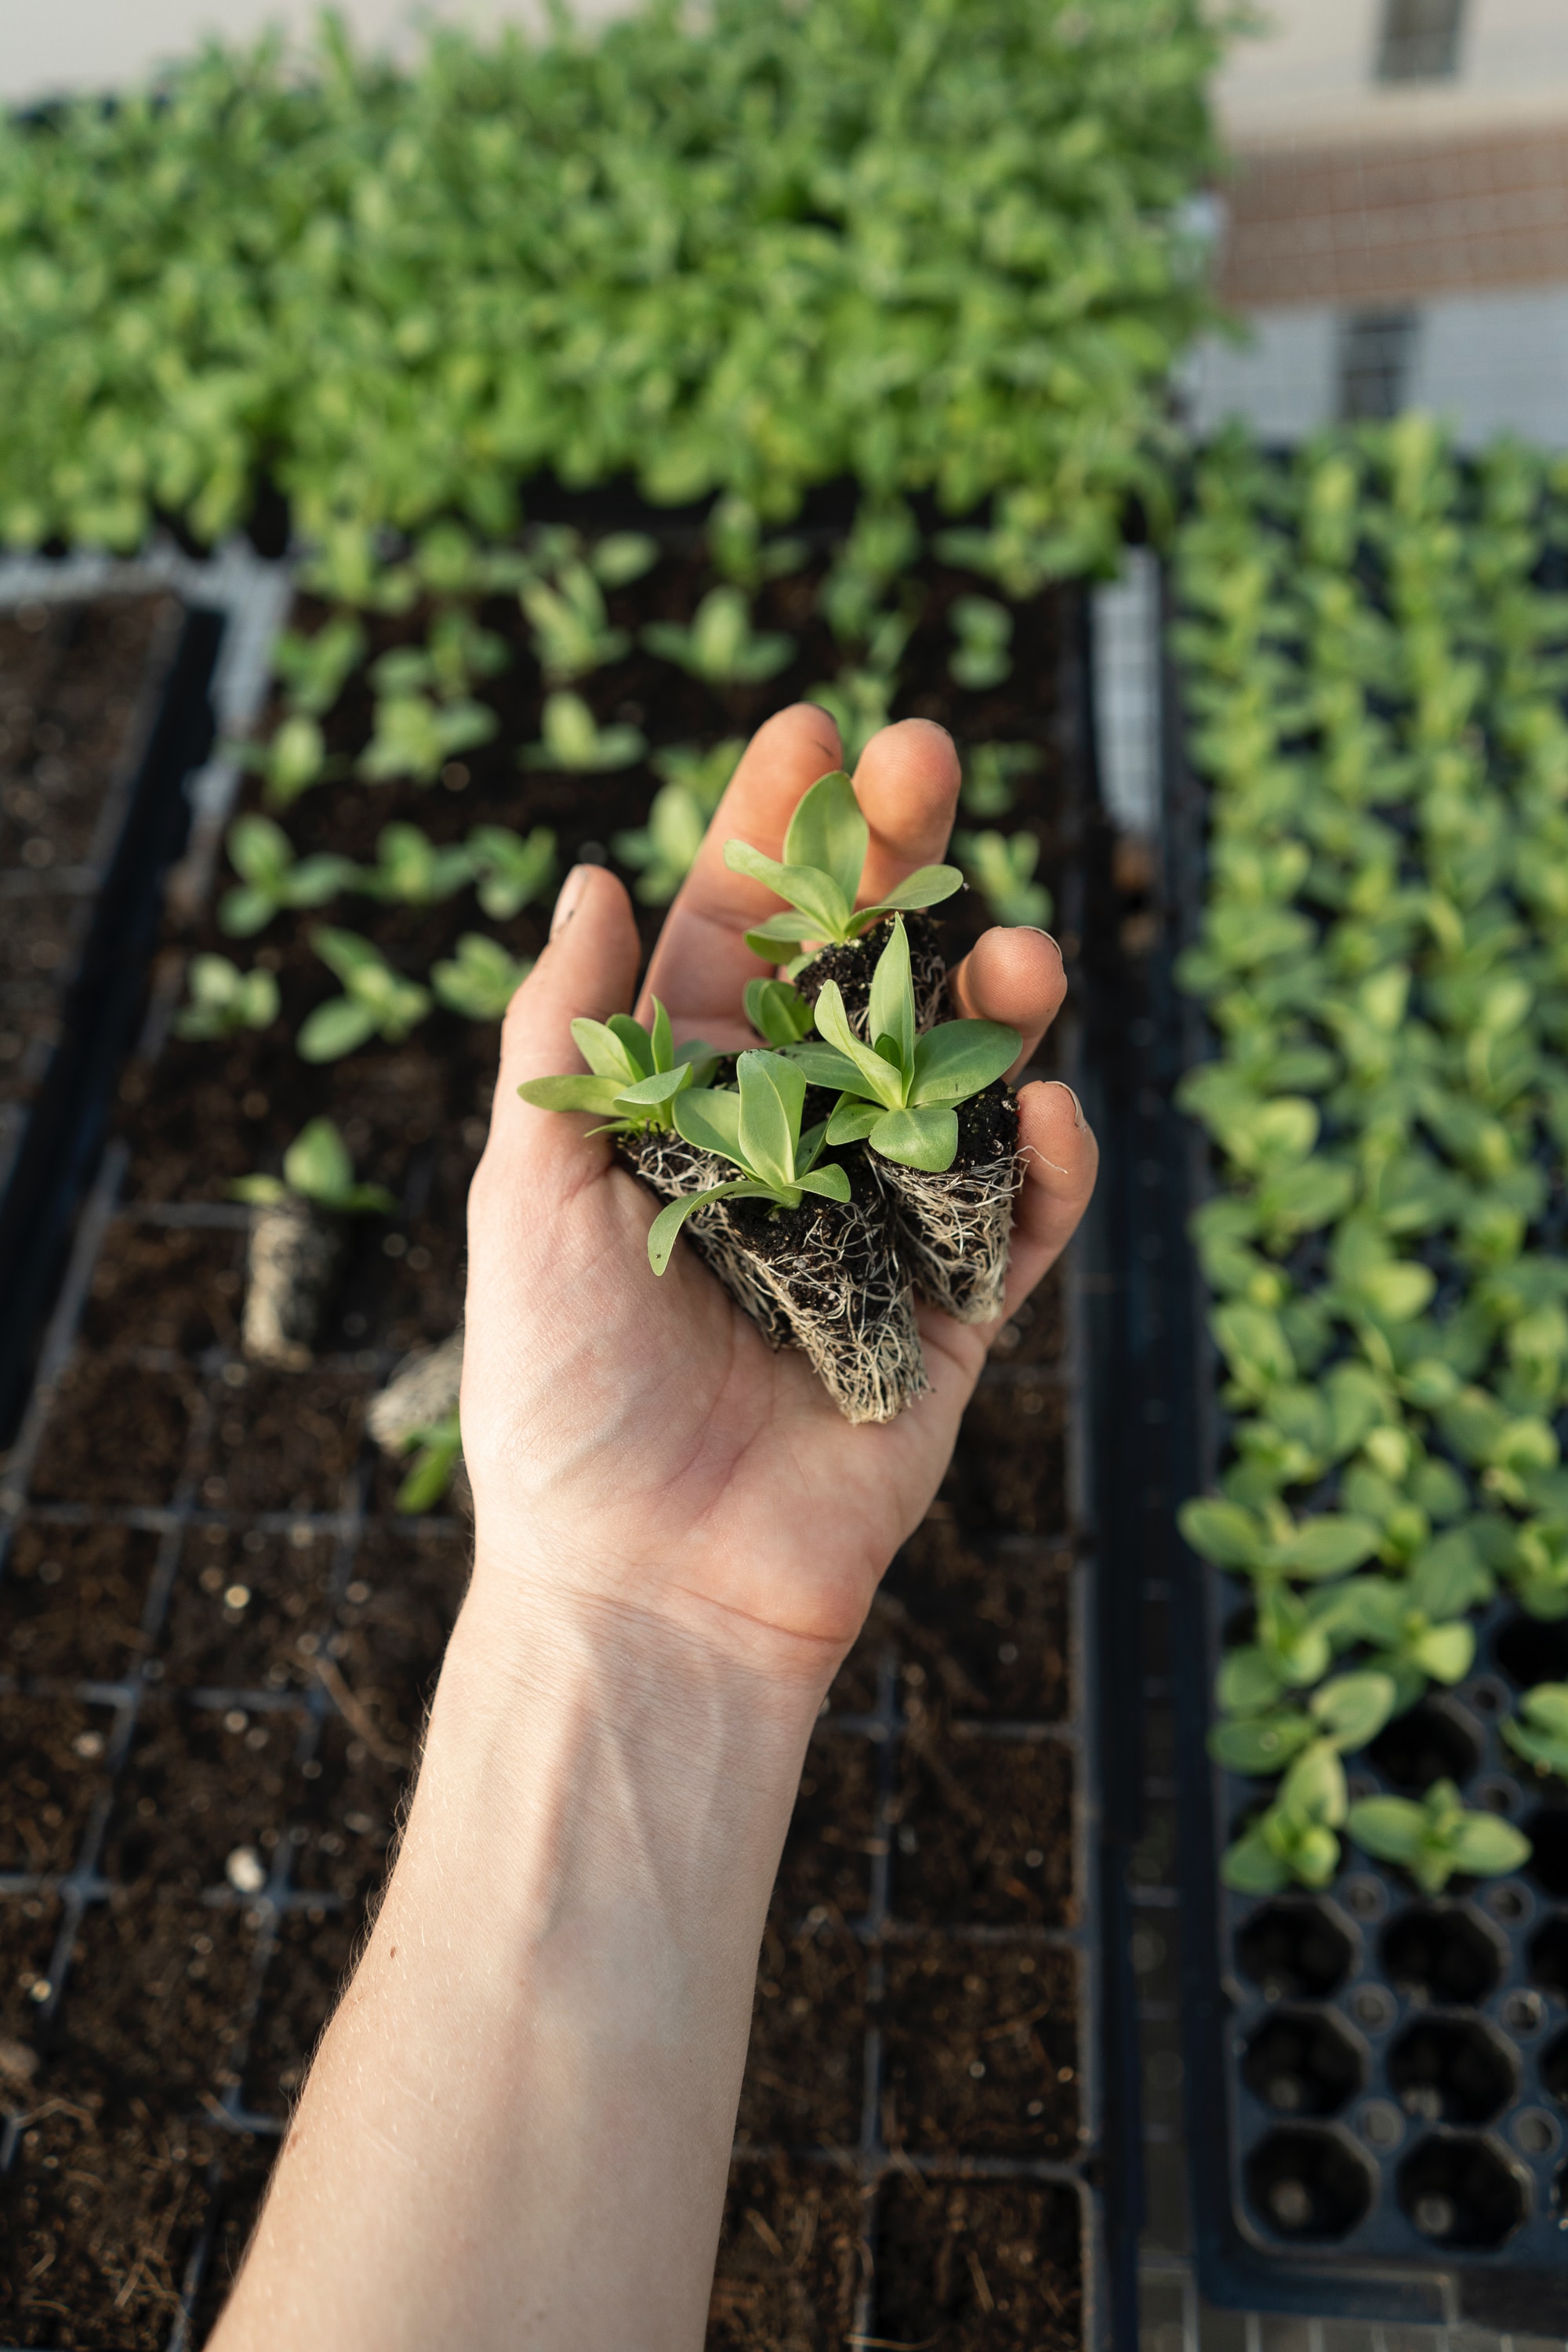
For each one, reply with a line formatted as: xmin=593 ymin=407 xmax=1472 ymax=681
xmin=724 ymin=767 xmax=959 ymax=1035
xmin=233 ymin=1119 xmax=397 ymax=1369
xmin=661 ymin=1051 xmax=926 ymax=1422
xmin=368 ymin=1330 xmax=469 ymax=1514
xmin=790 ymin=917 xmax=1022 ymax=1323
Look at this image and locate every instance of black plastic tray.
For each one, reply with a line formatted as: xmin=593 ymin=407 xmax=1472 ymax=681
xmin=1152 ymin=573 xmax=1568 ymax=2332
xmin=0 ymin=594 xmax=223 ymax=1439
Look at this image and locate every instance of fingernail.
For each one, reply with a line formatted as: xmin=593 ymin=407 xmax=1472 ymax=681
xmin=1049 ymin=1080 xmax=1086 ymax=1129
xmin=550 ymin=866 xmax=589 ymax=940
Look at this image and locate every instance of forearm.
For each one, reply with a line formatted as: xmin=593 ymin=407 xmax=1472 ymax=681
xmin=213 ymin=1558 xmax=829 ymax=2352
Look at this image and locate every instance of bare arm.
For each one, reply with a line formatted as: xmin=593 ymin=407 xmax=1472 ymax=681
xmin=212 ymin=710 xmax=1097 ymax=2351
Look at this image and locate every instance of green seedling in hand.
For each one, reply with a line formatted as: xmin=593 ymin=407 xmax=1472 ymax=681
xmin=724 ymin=768 xmax=961 ymax=959
xmin=271 ymin=616 xmax=367 ymax=716
xmin=1347 ymin=1777 xmax=1530 ymax=1894
xmin=432 ymin=935 xmax=532 ymax=1022
xmin=174 ymin=954 xmax=279 ymax=1041
xmin=786 ymin=917 xmax=1017 ymax=1173
xmin=231 ymin=1117 xmax=397 ymax=1215
xmin=643 ymin=586 xmax=793 ymax=686
xmin=648 ymin=1051 xmax=851 ymax=1274
xmin=466 ymin=824 xmax=557 ymax=920
xmin=1504 ymin=1683 xmax=1568 ymax=1777
xmin=953 ymin=829 xmax=1052 ymax=927
xmin=518 ymin=998 xmax=717 ymax=1137
xmin=1222 ymin=1739 xmax=1347 ymax=1894
xmin=354 ymin=822 xmax=473 ymax=905
xmin=948 ymin=593 xmax=1013 ymax=690
xmin=1210 ymin=1668 xmax=1397 ymax=1777
xmin=521 ymin=691 xmax=646 ymax=773
xmin=298 ymin=929 xmax=431 ymax=1062
xmin=394 ymin=1410 xmax=463 ymax=1515
xmin=613 ymin=739 xmax=742 ymax=906
xmin=220 ymin=815 xmax=356 ymax=938
xmin=744 ymin=978 xmax=814 ymax=1048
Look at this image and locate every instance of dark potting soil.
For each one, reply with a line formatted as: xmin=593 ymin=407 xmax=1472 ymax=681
xmin=953 ymin=1076 xmax=1019 ymax=1171
xmin=0 ymin=542 xmax=1087 ymax=2347
xmin=794 ymin=909 xmax=949 ymax=1033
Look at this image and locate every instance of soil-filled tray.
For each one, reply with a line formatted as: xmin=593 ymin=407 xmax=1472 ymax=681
xmin=0 ymin=593 xmax=222 ymax=1440
xmin=0 ymin=517 xmax=1116 ymax=2348
xmin=1152 ymin=532 xmax=1568 ymax=2331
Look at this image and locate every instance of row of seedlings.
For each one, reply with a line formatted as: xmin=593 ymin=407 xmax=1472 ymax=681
xmin=1169 ymin=419 xmax=1568 ymax=2323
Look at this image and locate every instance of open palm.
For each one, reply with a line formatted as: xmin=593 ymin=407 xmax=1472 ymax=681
xmin=460 ymin=705 xmax=1097 ymax=1691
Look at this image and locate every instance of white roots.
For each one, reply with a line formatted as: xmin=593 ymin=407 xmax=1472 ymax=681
xmin=368 ymin=1327 xmax=464 ymax=1450
xmin=626 ymin=1132 xmax=795 ymax=1346
xmin=242 ymin=1200 xmax=343 ymax=1368
xmin=873 ymin=1150 xmax=1023 ymax=1324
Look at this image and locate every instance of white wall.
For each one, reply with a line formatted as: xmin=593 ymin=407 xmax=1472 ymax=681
xmin=0 ymin=0 xmax=631 ymax=105
xmin=1218 ymin=0 xmax=1568 ymax=148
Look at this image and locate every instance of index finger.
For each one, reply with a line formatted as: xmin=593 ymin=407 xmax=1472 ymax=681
xmin=637 ymin=710 xmax=963 ymax=1033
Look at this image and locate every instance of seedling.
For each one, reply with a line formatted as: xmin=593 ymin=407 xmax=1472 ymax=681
xmin=788 ymin=917 xmax=1018 ymax=1171
xmin=744 ymin=977 xmax=814 ymax=1047
xmin=220 ymin=815 xmax=357 ymax=937
xmin=807 ymin=667 xmax=895 ymax=768
xmin=466 ymin=824 xmax=557 ymax=920
xmin=613 ymin=739 xmax=742 ymax=905
xmin=521 ymin=690 xmax=646 ymax=773
xmin=1222 ymin=1740 xmax=1347 ymax=1894
xmin=231 ymin=1118 xmax=397 ymax=1215
xmin=354 ymin=822 xmax=473 ymax=905
xmin=517 ymin=1000 xmax=717 ymax=1135
xmin=648 ymin=1051 xmax=850 ymax=1273
xmin=724 ymin=768 xmax=960 ymax=959
xmin=372 ymin=612 xmax=509 ymax=701
xmin=953 ymin=829 xmax=1053 ymax=928
xmin=431 ymin=935 xmax=533 ymax=1022
xmin=174 ymin=955 xmax=279 ymax=1041
xmin=521 ymin=558 xmax=630 ymax=681
xmin=707 ymin=495 xmax=808 ymax=589
xmin=643 ymin=586 xmax=793 ymax=688
xmin=960 ymin=742 xmax=1042 ymax=819
xmin=394 ymin=1410 xmax=463 ymax=1515
xmin=1209 ymin=1669 xmax=1397 ymax=1777
xmin=271 ymin=615 xmax=367 ymax=715
xmin=1504 ymin=1682 xmax=1568 ymax=1777
xmin=357 ymin=689 xmax=497 ymax=786
xmin=948 ymin=593 xmax=1013 ymax=690
xmin=298 ymin=929 xmax=431 ymax=1062
xmin=241 ymin=713 xmax=330 ymax=809
xmin=1346 ymin=1778 xmax=1531 ymax=1895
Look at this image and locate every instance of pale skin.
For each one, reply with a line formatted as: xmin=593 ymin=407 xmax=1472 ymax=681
xmin=212 ymin=706 xmax=1097 ymax=2352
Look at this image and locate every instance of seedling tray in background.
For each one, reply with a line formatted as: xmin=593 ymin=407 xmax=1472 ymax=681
xmin=1153 ymin=589 xmax=1568 ymax=2334
xmin=0 ymin=590 xmax=223 ymax=1439
xmin=0 ymin=530 xmax=1132 ymax=2348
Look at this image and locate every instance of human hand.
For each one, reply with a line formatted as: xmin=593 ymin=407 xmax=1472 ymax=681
xmin=460 ymin=706 xmax=1097 ymax=1695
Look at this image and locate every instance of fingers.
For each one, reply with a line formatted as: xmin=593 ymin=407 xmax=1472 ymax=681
xmin=485 ymin=862 xmax=642 ymax=1183
xmin=852 ymin=720 xmax=962 ymax=906
xmin=947 ymin=926 xmax=1065 ymax=1075
xmin=997 ymin=1081 xmax=1098 ymax=1320
xmin=638 ymin=702 xmax=842 ymax=1029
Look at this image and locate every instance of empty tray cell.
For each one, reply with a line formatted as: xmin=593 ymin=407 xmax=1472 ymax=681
xmin=872 ymin=2173 xmax=1083 ymax=2351
xmin=1234 ymin=1900 xmax=1355 ymax=2002
xmin=707 ymin=2156 xmax=865 ymax=2350
xmin=64 ymin=1890 xmax=255 ymax=2097
xmin=244 ymin=1902 xmax=364 ymax=2118
xmin=0 ymin=1519 xmax=158 ymax=1682
xmin=0 ymin=1694 xmax=115 ymax=1876
xmin=1387 ymin=2016 xmax=1517 ymax=2125
xmin=884 ymin=1519 xmax=1071 ymax=1721
xmin=1494 ymin=1613 xmax=1568 ymax=1688
xmin=1381 ymin=1904 xmax=1505 ymax=2006
xmin=1366 ymin=1697 xmax=1482 ymax=1795
xmin=81 ymin=1217 xmax=246 ymax=1353
xmin=29 ymin=1353 xmax=199 ymax=1505
xmin=892 ymin=1733 xmax=1074 ymax=1928
xmin=0 ymin=2086 xmax=217 ymax=2351
xmin=187 ymin=2139 xmax=277 ymax=2344
xmin=1396 ymin=2132 xmax=1527 ymax=2249
xmin=289 ymin=1718 xmax=403 ymax=1904
xmin=985 ymin=1261 xmax=1065 ymax=1365
xmin=1540 ymin=2027 xmax=1568 ymax=2106
xmin=165 ymin=1523 xmax=336 ymax=1694
xmin=1532 ymin=1916 xmax=1568 ymax=1998
xmin=938 ymin=1381 xmax=1067 ymax=1535
xmin=1522 ymin=1805 xmax=1568 ymax=1900
xmin=735 ymin=1914 xmax=867 ymax=2149
xmin=103 ymin=1697 xmax=303 ymax=1895
xmin=1240 ymin=2008 xmax=1364 ymax=2118
xmin=194 ymin=1367 xmax=368 ymax=1515
xmin=324 ymin=1527 xmax=472 ymax=1755
xmin=0 ymin=1893 xmax=62 ymax=2045
xmin=881 ymin=1939 xmax=1078 ymax=2157
xmin=773 ymin=1731 xmax=879 ymax=1924
xmin=1244 ymin=2124 xmax=1376 ymax=2241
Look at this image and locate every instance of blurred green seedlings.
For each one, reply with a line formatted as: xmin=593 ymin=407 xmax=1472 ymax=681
xmin=960 ymin=742 xmax=1043 ymax=818
xmin=1221 ymin=1740 xmax=1347 ymax=1894
xmin=354 ymin=822 xmax=473 ymax=905
xmin=394 ymin=1410 xmax=463 ymax=1515
xmin=1346 ymin=1779 xmax=1530 ymax=1895
xmin=231 ymin=1116 xmax=397 ymax=1215
xmin=953 ymin=829 xmax=1051 ymax=927
xmin=466 ymin=824 xmax=558 ymax=920
xmin=521 ymin=691 xmax=646 ymax=773
xmin=431 ymin=935 xmax=532 ymax=1021
xmin=612 ymin=739 xmax=742 ymax=904
xmin=174 ymin=954 xmax=279 ymax=1040
xmin=298 ymin=929 xmax=431 ymax=1061
xmin=642 ymin=587 xmax=793 ymax=687
xmin=220 ymin=815 xmax=355 ymax=937
xmin=270 ymin=615 xmax=367 ymax=716
xmin=948 ymin=593 xmax=1013 ymax=690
